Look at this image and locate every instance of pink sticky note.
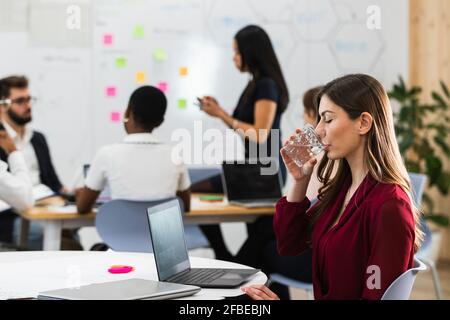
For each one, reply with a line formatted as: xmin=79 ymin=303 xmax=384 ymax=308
xmin=157 ymin=81 xmax=168 ymax=93
xmin=110 ymin=112 xmax=121 ymax=123
xmin=103 ymin=34 xmax=113 ymax=45
xmin=106 ymin=86 xmax=116 ymax=97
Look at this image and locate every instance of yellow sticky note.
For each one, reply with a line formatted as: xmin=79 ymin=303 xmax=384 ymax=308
xmin=179 ymin=67 xmax=188 ymax=76
xmin=135 ymin=72 xmax=146 ymax=84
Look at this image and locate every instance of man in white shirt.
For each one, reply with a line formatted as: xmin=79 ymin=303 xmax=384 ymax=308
xmin=0 ymin=75 xmax=67 ymax=193
xmin=0 ymin=128 xmax=34 ymax=243
xmin=0 ymin=75 xmax=76 ymax=249
xmin=76 ymin=86 xmax=191 ymax=213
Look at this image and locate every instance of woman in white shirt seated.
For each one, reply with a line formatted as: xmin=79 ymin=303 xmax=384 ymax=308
xmin=76 ymin=86 xmax=191 ymax=213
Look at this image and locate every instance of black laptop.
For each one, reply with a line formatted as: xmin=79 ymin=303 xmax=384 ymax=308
xmin=221 ymin=159 xmax=283 ymax=208
xmin=147 ymin=199 xmax=259 ymax=288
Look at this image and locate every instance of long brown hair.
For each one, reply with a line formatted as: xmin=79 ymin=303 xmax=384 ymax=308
xmin=312 ymin=74 xmax=423 ymax=251
xmin=235 ymin=25 xmax=289 ymax=113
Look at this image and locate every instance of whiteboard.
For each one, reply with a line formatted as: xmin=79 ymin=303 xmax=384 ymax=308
xmin=0 ymin=0 xmax=408 ymax=186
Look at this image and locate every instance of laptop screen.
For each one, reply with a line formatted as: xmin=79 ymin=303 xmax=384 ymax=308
xmin=221 ymin=160 xmax=282 ymax=201
xmin=147 ymin=200 xmax=190 ymax=281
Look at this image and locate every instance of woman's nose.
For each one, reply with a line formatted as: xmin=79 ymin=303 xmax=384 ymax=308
xmin=315 ymin=125 xmax=325 ymax=139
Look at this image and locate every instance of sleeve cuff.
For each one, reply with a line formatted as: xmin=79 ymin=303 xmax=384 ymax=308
xmin=276 ymin=197 xmax=311 ymax=218
xmin=7 ymin=151 xmax=27 ymax=170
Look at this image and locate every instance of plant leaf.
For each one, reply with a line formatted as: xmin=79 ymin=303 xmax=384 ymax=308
xmin=425 ymin=214 xmax=450 ymax=227
xmin=432 ymin=91 xmax=448 ymax=109
xmin=435 ymin=172 xmax=450 ymax=195
xmin=399 ymin=132 xmax=414 ymax=153
xmin=422 ymin=192 xmax=434 ymax=213
xmin=440 ymin=80 xmax=450 ymax=99
xmin=434 ymin=136 xmax=450 ymax=157
xmin=425 ymin=155 xmax=443 ymax=185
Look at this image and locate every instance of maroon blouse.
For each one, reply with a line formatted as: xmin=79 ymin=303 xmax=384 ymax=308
xmin=274 ymin=174 xmax=415 ymax=300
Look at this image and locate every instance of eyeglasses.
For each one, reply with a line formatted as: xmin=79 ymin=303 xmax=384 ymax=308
xmin=0 ymin=96 xmax=36 ymax=106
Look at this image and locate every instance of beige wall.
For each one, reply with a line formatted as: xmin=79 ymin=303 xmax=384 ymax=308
xmin=409 ymin=0 xmax=450 ymax=261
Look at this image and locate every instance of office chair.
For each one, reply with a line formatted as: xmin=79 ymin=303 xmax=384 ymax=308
xmin=408 ymin=172 xmax=443 ymax=299
xmin=95 ymin=197 xmax=210 ymax=253
xmin=381 ymin=257 xmax=427 ymax=300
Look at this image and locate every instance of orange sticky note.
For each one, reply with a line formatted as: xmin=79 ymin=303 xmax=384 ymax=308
xmin=136 ymin=72 xmax=146 ymax=84
xmin=179 ymin=67 xmax=188 ymax=76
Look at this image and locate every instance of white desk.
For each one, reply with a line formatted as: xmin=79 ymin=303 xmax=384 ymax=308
xmin=0 ymin=251 xmax=267 ymax=300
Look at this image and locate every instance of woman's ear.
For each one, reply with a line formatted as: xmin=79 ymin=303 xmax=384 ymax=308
xmin=359 ymin=112 xmax=373 ymax=135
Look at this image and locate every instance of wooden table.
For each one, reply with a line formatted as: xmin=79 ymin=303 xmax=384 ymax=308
xmin=19 ymin=194 xmax=275 ymax=251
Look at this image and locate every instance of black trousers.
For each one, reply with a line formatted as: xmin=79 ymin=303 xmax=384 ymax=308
xmin=0 ymin=210 xmax=18 ymax=243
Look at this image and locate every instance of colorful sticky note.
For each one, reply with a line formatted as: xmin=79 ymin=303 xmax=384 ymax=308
xmin=135 ymin=72 xmax=146 ymax=84
xmin=133 ymin=25 xmax=145 ymax=39
xmin=153 ymin=48 xmax=168 ymax=62
xmin=157 ymin=81 xmax=168 ymax=93
xmin=116 ymin=57 xmax=126 ymax=68
xmin=106 ymin=86 xmax=116 ymax=97
xmin=103 ymin=34 xmax=113 ymax=45
xmin=110 ymin=112 xmax=121 ymax=123
xmin=179 ymin=67 xmax=188 ymax=76
xmin=178 ymin=99 xmax=187 ymax=109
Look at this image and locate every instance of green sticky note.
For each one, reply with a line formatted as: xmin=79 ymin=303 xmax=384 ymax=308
xmin=178 ymin=99 xmax=187 ymax=109
xmin=133 ymin=25 xmax=145 ymax=39
xmin=199 ymin=195 xmax=223 ymax=202
xmin=153 ymin=48 xmax=168 ymax=62
xmin=116 ymin=57 xmax=126 ymax=68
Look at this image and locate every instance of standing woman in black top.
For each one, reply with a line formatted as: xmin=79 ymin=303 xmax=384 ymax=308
xmin=199 ymin=25 xmax=289 ymax=171
xmin=197 ymin=25 xmax=289 ymax=266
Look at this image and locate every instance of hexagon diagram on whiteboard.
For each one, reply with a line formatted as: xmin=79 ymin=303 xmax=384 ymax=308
xmin=329 ymin=22 xmax=385 ymax=72
xmin=208 ymin=0 xmax=258 ymax=47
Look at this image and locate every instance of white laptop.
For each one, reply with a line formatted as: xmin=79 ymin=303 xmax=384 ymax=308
xmin=37 ymin=278 xmax=200 ymax=300
xmin=221 ymin=159 xmax=283 ymax=208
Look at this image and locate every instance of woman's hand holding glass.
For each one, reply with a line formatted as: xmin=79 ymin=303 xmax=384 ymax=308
xmin=280 ymin=128 xmax=319 ymax=183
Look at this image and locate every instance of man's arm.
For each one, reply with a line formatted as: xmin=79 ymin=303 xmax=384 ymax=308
xmin=0 ymin=131 xmax=34 ymax=210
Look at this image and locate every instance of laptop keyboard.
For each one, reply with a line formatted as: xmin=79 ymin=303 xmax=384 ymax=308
xmin=168 ymin=268 xmax=227 ymax=285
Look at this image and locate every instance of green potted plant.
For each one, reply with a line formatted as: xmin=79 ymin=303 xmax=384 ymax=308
xmin=388 ymin=76 xmax=449 ymax=264
xmin=388 ymin=76 xmax=450 ymax=228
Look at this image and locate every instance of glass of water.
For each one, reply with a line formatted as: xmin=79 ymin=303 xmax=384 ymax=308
xmin=282 ymin=124 xmax=325 ymax=167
